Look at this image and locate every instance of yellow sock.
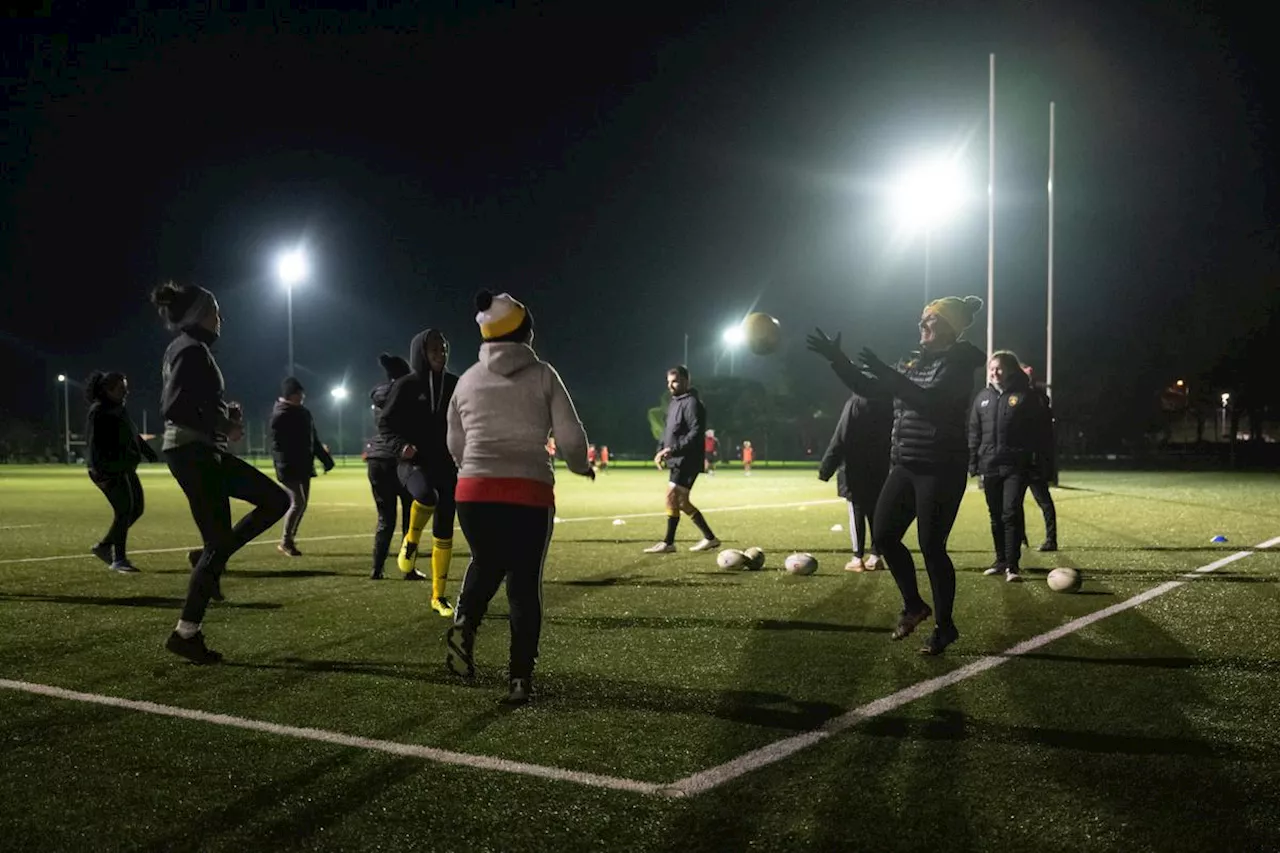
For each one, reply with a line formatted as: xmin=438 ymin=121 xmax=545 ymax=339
xmin=406 ymin=501 xmax=433 ymax=546
xmin=431 ymin=536 xmax=453 ymax=600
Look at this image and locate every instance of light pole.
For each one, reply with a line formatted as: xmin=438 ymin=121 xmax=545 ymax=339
xmin=331 ymin=386 xmax=348 ymax=465
xmin=57 ymin=374 xmax=70 ymax=463
xmin=276 ymin=248 xmax=309 ymax=377
xmin=722 ymin=325 xmax=745 ymax=377
xmin=892 ymin=157 xmax=967 ymax=304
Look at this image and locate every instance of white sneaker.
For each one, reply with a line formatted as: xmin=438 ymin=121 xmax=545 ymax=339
xmin=643 ymin=542 xmax=676 ymax=554
xmin=983 ymin=566 xmax=1004 ymax=576
xmin=688 ymin=538 xmax=721 ymax=552
xmin=844 ymin=557 xmax=865 ymax=572
xmin=864 ymin=554 xmax=879 ymax=570
xmin=1005 ymin=568 xmax=1023 ymax=583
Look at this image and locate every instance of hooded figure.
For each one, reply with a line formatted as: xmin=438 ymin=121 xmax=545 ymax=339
xmin=365 ymin=353 xmax=413 ymax=580
xmin=376 ymin=330 xmax=460 ymax=613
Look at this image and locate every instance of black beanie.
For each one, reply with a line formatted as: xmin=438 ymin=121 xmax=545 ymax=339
xmin=378 ymin=353 xmax=411 ymax=381
xmin=281 ymin=376 xmax=305 ymax=398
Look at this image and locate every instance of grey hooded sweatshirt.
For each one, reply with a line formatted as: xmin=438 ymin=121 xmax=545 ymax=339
xmin=448 ymin=343 xmax=590 ymax=506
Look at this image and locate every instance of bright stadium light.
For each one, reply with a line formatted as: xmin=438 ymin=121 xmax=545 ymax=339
xmin=57 ymin=374 xmax=66 ymax=382
xmin=331 ymin=386 xmax=348 ymax=465
xmin=722 ymin=325 xmax=746 ymax=347
xmin=276 ymin=248 xmax=309 ymax=288
xmin=330 ymin=386 xmax=348 ymax=401
xmin=893 ymin=157 xmax=969 ymax=302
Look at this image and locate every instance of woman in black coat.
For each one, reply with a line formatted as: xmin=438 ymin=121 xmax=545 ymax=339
xmin=85 ymin=371 xmax=158 ymax=572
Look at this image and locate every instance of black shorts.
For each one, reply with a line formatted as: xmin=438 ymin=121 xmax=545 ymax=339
xmin=669 ymin=465 xmax=700 ymax=490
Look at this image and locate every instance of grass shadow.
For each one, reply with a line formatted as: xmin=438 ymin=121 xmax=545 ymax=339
xmin=0 ymin=592 xmax=281 ymax=610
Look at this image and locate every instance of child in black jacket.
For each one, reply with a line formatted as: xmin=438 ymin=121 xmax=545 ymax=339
xmin=85 ymin=371 xmax=158 ymax=572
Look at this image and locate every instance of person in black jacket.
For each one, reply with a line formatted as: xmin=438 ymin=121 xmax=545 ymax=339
xmin=151 ymin=281 xmax=290 ymax=665
xmin=270 ymin=376 xmax=335 ymax=557
xmin=1020 ymin=365 xmax=1059 ymax=551
xmin=808 ymin=295 xmax=985 ymax=655
xmin=84 ymin=371 xmax=158 ymax=573
xmin=644 ymin=365 xmax=720 ymax=553
xmin=969 ymin=351 xmax=1053 ymax=582
xmin=818 ymin=391 xmax=892 ymax=572
xmin=366 ymin=353 xmax=413 ymax=580
xmin=378 ymin=329 xmax=460 ymax=616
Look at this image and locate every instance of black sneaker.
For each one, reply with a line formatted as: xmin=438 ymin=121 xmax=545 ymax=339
xmin=500 ymin=677 xmax=534 ymax=706
xmin=110 ymin=559 xmax=140 ymax=573
xmin=278 ymin=542 xmax=303 ymax=557
xmin=920 ymin=624 xmax=960 ymax=656
xmin=446 ymin=623 xmax=477 ymax=679
xmin=369 ymin=568 xmax=384 ymax=580
xmin=165 ymin=631 xmax=223 ymax=665
xmin=891 ymin=604 xmax=933 ymax=640
xmin=1038 ymin=540 xmax=1058 ymax=552
xmin=403 ymin=568 xmax=427 ymax=581
xmin=91 ymin=543 xmax=113 ymax=566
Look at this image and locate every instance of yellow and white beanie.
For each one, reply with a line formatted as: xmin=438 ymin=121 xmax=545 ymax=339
xmin=474 ymin=290 xmax=529 ymax=341
xmin=922 ymin=295 xmax=984 ymax=337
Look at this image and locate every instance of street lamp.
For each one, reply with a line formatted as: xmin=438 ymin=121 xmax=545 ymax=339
xmin=331 ymin=385 xmax=348 ymax=465
xmin=276 ymin=247 xmax=310 ymax=377
xmin=892 ymin=158 xmax=968 ymax=302
xmin=721 ymin=325 xmax=745 ymax=377
xmin=56 ymin=374 xmax=70 ymax=463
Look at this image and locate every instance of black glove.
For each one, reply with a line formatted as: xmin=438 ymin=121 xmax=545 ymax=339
xmin=805 ymin=328 xmax=845 ymax=363
xmin=857 ymin=347 xmax=890 ymax=377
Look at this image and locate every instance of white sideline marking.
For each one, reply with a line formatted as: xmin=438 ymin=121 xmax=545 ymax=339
xmin=0 ymin=677 xmax=661 ymax=796
xmin=0 ymin=525 xmax=43 ymax=530
xmin=1 ymin=537 xmax=1272 ymax=797
xmin=0 ymin=499 xmax=843 ymax=566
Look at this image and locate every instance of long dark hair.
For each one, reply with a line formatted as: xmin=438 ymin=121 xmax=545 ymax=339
xmin=85 ymin=371 xmax=125 ymax=404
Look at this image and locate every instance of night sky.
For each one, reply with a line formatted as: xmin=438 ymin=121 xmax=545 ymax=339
xmin=2 ymin=2 xmax=1276 ymax=453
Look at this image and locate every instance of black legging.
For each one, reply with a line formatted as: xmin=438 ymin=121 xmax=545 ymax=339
xmin=983 ymin=471 xmax=1028 ymax=567
xmin=165 ymin=443 xmax=290 ymax=623
xmin=94 ymin=471 xmax=144 ymax=562
xmin=1027 ymin=478 xmax=1057 ymax=543
xmin=398 ymin=461 xmax=457 ymax=540
xmin=872 ymin=463 xmax=968 ymax=630
xmin=368 ymin=458 xmax=412 ymax=571
xmin=455 ymin=502 xmax=553 ymax=680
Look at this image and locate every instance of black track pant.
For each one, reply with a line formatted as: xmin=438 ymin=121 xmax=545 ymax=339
xmin=94 ymin=471 xmax=144 ymax=562
xmin=983 ymin=471 xmax=1028 ymax=567
xmin=455 ymin=502 xmax=553 ymax=680
xmin=873 ymin=463 xmax=968 ymax=630
xmin=398 ymin=462 xmax=457 ymax=541
xmin=279 ymin=479 xmax=311 ymax=546
xmin=1025 ymin=478 xmax=1057 ymax=543
xmin=368 ymin=458 xmax=411 ymax=571
xmin=165 ymin=444 xmax=290 ymax=624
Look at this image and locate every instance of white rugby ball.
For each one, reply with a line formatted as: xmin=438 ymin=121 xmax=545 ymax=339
xmin=1046 ymin=567 xmax=1082 ymax=593
xmin=783 ymin=553 xmax=818 ymax=576
xmin=742 ymin=546 xmax=766 ymax=571
xmin=717 ymin=549 xmax=748 ymax=570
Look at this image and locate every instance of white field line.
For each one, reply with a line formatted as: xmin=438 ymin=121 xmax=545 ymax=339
xmin=0 ymin=499 xmax=843 ymax=566
xmin=0 ymin=525 xmax=43 ymax=530
xmin=1 ymin=536 xmax=1272 ymax=797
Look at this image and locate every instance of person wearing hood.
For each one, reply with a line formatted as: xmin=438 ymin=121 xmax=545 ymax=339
xmin=969 ymin=351 xmax=1053 ymax=582
xmin=269 ymin=376 xmax=335 ymax=557
xmin=807 ymin=295 xmax=985 ymax=656
xmin=642 ymin=365 xmax=721 ymax=553
xmin=150 ymin=281 xmax=290 ymax=665
xmin=377 ymin=327 xmax=460 ymax=617
xmin=444 ymin=290 xmax=593 ymax=705
xmin=365 ymin=353 xmax=413 ymax=579
xmin=818 ymin=390 xmax=892 ymax=572
xmin=84 ymin=370 xmax=159 ymax=573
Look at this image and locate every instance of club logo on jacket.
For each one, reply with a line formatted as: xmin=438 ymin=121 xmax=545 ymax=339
xmin=980 ymin=398 xmax=991 ymax=407
xmin=1008 ymin=395 xmax=1019 ymax=406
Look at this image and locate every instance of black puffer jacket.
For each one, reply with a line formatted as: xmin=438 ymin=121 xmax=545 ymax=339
xmin=818 ymin=392 xmax=892 ymax=498
xmin=366 ymin=354 xmax=411 ymax=461
xmin=662 ymin=389 xmax=706 ymax=470
xmin=377 ymin=331 xmax=458 ymax=476
xmin=832 ymin=341 xmax=985 ymax=468
xmin=270 ymin=399 xmax=335 ymax=482
xmin=85 ymin=401 xmax=158 ymax=477
xmin=968 ymin=375 xmax=1053 ymax=476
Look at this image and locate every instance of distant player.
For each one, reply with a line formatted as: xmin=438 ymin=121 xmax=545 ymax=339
xmin=1021 ymin=365 xmax=1059 ymax=551
xmin=269 ymin=376 xmax=335 ymax=557
xmin=587 ymin=444 xmax=597 ymax=469
xmin=598 ymin=445 xmax=609 ymax=471
xmin=85 ymin=370 xmax=159 ymax=573
xmin=741 ymin=440 xmax=754 ymax=475
xmin=703 ymin=430 xmax=719 ymax=475
xmin=644 ymin=365 xmax=720 ymax=553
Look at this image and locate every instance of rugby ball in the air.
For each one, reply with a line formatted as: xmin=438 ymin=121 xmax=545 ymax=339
xmin=743 ymin=312 xmax=782 ymax=356
xmin=717 ymin=549 xmax=748 ymax=570
xmin=742 ymin=546 xmax=766 ymax=571
xmin=1046 ymin=567 xmax=1082 ymax=593
xmin=783 ymin=553 xmax=818 ymax=576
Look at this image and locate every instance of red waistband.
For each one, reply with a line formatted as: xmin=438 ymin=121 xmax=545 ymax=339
xmin=456 ymin=477 xmax=555 ymax=508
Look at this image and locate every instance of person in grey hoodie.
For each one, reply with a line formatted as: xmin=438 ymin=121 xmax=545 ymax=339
xmin=444 ymin=290 xmax=593 ymax=705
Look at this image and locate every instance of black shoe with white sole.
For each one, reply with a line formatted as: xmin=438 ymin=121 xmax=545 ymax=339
xmin=165 ymin=631 xmax=223 ymax=665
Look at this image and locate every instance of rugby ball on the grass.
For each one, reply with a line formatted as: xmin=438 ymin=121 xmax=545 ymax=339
xmin=717 ymin=549 xmax=748 ymax=570
xmin=742 ymin=546 xmax=766 ymax=571
xmin=1046 ymin=567 xmax=1083 ymax=593
xmin=783 ymin=553 xmax=818 ymax=576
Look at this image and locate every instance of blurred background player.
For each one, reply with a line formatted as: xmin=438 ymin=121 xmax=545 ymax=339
xmin=818 ymin=390 xmax=891 ymax=572
xmin=587 ymin=444 xmax=597 ymax=469
xmin=269 ymin=376 xmax=335 ymax=557
xmin=703 ymin=429 xmax=719 ymax=474
xmin=741 ymin=440 xmax=754 ymax=475
xmin=379 ymin=329 xmax=459 ymax=617
xmin=969 ymin=351 xmax=1052 ymax=583
xmin=85 ymin=370 xmax=158 ymax=573
xmin=644 ymin=365 xmax=720 ymax=553
xmin=366 ymin=353 xmax=413 ymax=579
xmin=1021 ymin=364 xmax=1059 ymax=551
xmin=598 ymin=444 xmax=609 ymax=472
xmin=446 ymin=290 xmax=594 ymax=705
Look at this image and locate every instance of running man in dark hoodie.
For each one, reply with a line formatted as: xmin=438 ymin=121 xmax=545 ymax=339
xmin=643 ymin=365 xmax=720 ymax=553
xmin=270 ymin=376 xmax=335 ymax=557
xmin=377 ymin=328 xmax=460 ymax=616
xmin=85 ymin=370 xmax=159 ymax=573
xmin=151 ymin=281 xmax=290 ymax=664
xmin=366 ymin=353 xmax=413 ymax=580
